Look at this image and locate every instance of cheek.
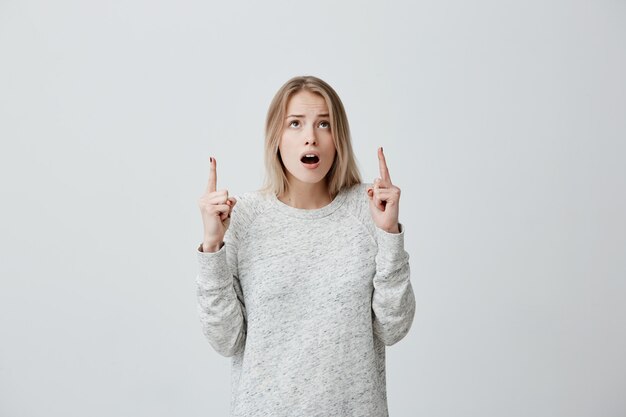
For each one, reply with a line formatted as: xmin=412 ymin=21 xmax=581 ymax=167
xmin=278 ymin=134 xmax=289 ymax=152
xmin=325 ymin=134 xmax=336 ymax=152
xmin=280 ymin=130 xmax=296 ymax=144
xmin=319 ymin=129 xmax=333 ymax=142
xmin=278 ymin=140 xmax=297 ymax=162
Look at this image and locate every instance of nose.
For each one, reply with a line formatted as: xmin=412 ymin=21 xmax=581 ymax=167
xmin=304 ymin=126 xmax=317 ymax=145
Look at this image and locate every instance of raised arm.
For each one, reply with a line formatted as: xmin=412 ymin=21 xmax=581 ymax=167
xmin=196 ymin=156 xmax=246 ymax=357
xmin=367 ymin=148 xmax=416 ymax=345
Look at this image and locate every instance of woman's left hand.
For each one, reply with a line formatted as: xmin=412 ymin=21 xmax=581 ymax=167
xmin=366 ymin=147 xmax=401 ymax=233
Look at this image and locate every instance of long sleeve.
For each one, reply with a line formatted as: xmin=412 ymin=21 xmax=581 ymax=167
xmin=196 ymin=217 xmax=247 ymax=357
xmin=195 ymin=185 xmax=414 ymax=416
xmin=371 ymin=222 xmax=416 ymax=346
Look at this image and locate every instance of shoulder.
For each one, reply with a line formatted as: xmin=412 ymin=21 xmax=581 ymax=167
xmin=226 ymin=189 xmax=273 ymax=240
xmin=349 ymin=182 xmax=372 ymax=197
xmin=339 ymin=182 xmax=376 ymax=235
xmin=341 ymin=182 xmax=372 ymax=212
xmin=232 ymin=189 xmax=271 ymax=211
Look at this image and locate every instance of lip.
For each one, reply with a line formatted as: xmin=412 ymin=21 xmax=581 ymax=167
xmin=299 ymin=150 xmax=321 ymax=170
xmin=299 ymin=150 xmax=320 ymax=160
xmin=301 ymin=160 xmax=320 ymax=170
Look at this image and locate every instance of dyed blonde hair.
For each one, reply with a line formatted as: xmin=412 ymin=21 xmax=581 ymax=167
xmin=259 ymin=75 xmax=362 ymax=198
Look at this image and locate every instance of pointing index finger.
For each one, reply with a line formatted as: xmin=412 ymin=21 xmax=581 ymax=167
xmin=378 ymin=147 xmax=392 ymax=183
xmin=207 ymin=156 xmax=217 ymax=193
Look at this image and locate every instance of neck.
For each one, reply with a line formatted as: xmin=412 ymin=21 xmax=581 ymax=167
xmin=278 ymin=179 xmax=334 ymax=209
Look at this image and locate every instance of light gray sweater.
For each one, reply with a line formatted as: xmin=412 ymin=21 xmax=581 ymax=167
xmin=196 ymin=182 xmax=415 ymax=416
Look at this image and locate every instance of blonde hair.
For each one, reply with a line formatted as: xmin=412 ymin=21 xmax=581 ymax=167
xmin=259 ymin=75 xmax=362 ymax=198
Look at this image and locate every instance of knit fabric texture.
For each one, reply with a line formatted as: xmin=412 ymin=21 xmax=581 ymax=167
xmin=196 ymin=182 xmax=415 ymax=416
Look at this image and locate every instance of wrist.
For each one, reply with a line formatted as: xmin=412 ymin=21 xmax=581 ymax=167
xmin=201 ymin=240 xmax=223 ymax=253
xmin=383 ymin=223 xmax=400 ymax=234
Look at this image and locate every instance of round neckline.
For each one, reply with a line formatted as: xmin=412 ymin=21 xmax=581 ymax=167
xmin=271 ymin=187 xmax=348 ymax=219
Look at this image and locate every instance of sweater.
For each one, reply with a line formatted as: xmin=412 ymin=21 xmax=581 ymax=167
xmin=196 ymin=182 xmax=415 ymax=417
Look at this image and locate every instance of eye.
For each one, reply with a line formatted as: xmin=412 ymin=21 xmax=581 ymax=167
xmin=318 ymin=120 xmax=330 ymax=129
xmin=289 ymin=120 xmax=300 ymax=128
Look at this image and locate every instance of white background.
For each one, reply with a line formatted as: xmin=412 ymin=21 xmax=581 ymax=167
xmin=1 ymin=0 xmax=625 ymax=416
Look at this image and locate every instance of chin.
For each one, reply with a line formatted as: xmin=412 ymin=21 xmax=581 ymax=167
xmin=293 ymin=174 xmax=327 ymax=185
xmin=288 ymin=167 xmax=331 ymax=185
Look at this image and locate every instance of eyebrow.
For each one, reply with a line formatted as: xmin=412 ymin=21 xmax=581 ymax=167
xmin=286 ymin=113 xmax=329 ymax=118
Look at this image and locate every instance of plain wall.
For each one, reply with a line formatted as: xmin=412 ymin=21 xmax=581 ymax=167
xmin=1 ymin=0 xmax=625 ymax=416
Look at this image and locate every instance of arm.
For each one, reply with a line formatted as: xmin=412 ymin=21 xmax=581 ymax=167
xmin=371 ymin=223 xmax=416 ymax=346
xmin=196 ymin=239 xmax=247 ymax=357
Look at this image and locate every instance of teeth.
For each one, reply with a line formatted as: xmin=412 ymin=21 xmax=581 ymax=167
xmin=305 ymin=154 xmax=316 ymax=157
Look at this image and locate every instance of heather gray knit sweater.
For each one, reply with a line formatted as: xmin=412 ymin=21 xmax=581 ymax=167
xmin=196 ymin=182 xmax=415 ymax=417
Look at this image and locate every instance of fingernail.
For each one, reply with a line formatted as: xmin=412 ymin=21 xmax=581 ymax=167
xmin=210 ymin=157 xmax=213 ymax=163
xmin=381 ymin=146 xmax=383 ymax=152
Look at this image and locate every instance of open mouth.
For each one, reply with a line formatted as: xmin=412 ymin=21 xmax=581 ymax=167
xmin=300 ymin=155 xmax=320 ymax=164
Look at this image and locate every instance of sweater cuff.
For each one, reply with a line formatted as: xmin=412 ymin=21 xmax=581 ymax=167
xmin=374 ymin=222 xmax=407 ymax=265
xmin=196 ymin=242 xmax=231 ymax=288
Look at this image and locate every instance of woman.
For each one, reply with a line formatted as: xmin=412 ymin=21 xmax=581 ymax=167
xmin=196 ymin=75 xmax=415 ymax=416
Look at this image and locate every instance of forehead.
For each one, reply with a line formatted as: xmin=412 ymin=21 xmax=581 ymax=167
xmin=286 ymin=90 xmax=328 ymax=113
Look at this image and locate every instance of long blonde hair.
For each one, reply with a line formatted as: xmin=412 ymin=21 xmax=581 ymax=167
xmin=259 ymin=75 xmax=362 ymax=198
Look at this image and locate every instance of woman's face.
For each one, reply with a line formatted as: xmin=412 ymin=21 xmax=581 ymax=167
xmin=278 ymin=90 xmax=336 ymax=187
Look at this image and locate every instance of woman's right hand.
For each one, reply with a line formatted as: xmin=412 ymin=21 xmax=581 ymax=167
xmin=198 ymin=156 xmax=237 ymax=252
